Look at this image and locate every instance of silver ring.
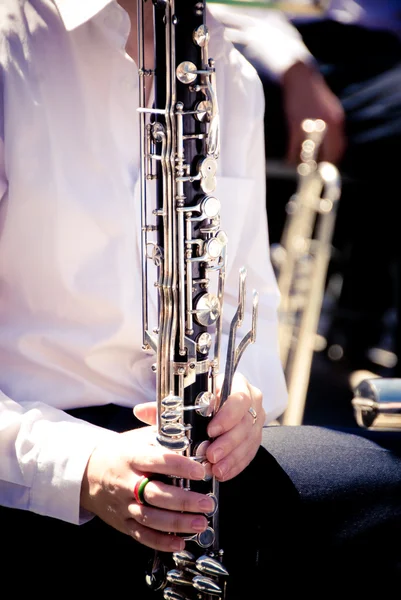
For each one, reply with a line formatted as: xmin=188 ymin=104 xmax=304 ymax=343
xmin=248 ymin=406 xmax=257 ymax=425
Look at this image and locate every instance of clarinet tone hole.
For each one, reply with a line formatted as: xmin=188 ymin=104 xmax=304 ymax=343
xmin=195 ymin=392 xmax=215 ymax=417
xmin=206 ymin=237 xmax=224 ymax=260
xmin=196 ymin=331 xmax=212 ymax=354
xmin=204 ymin=493 xmax=218 ymax=517
xmin=199 ymin=157 xmax=217 ymax=178
xmin=161 ymin=423 xmax=187 ymax=436
xmin=194 ymin=293 xmax=220 ymax=326
xmin=195 ymin=100 xmax=211 ymax=123
xmin=162 ymin=394 xmax=183 ymax=409
xmin=157 ymin=432 xmax=190 ymax=453
xmin=161 ymin=410 xmax=182 ymax=423
xmin=199 ymin=157 xmax=217 ymax=193
xmin=216 ymin=229 xmax=228 ymax=246
xmin=201 ymin=195 xmax=220 ymax=218
xmin=197 ymin=526 xmax=215 ymax=548
xmin=176 ymin=61 xmax=197 ymax=85
xmin=193 ymin=24 xmax=209 ymax=47
xmin=195 ymin=439 xmax=210 ymax=457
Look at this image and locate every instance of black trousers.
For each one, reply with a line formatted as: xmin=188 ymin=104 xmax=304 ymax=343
xmin=3 ymin=405 xmax=401 ymax=596
xmin=258 ymin=20 xmax=401 ymax=372
xmin=0 ymin=406 xmax=298 ymax=598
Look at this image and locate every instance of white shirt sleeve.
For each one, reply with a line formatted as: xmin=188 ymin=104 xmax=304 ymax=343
xmin=0 ymin=139 xmax=7 ymax=203
xmin=217 ymin=121 xmax=289 ymax=424
xmin=0 ymin=393 xmax=118 ymax=524
xmin=208 ymin=4 xmax=315 ymax=80
xmin=0 ymin=26 xmax=120 ymax=526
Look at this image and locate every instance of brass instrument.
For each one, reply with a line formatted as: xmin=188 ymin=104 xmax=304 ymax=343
xmin=206 ymin=0 xmax=326 ymax=14
xmin=138 ymin=0 xmax=257 ymax=597
xmin=352 ymin=377 xmax=401 ymax=430
xmin=272 ymin=119 xmax=341 ymax=426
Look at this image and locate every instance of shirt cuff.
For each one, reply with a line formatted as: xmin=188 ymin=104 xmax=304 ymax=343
xmin=29 ymin=417 xmax=119 ymax=525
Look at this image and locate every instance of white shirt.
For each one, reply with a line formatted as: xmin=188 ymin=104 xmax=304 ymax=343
xmin=0 ymin=0 xmax=287 ymax=524
xmin=313 ymin=0 xmax=401 ymax=38
xmin=208 ymin=0 xmax=401 ymax=81
xmin=208 ymin=4 xmax=314 ymax=80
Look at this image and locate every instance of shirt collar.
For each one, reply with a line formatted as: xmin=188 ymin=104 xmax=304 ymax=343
xmin=53 ymin=0 xmax=115 ymax=31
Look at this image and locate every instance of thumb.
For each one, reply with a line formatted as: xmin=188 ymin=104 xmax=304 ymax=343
xmin=133 ymin=401 xmax=157 ymax=425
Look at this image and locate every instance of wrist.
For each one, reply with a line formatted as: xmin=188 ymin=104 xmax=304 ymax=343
xmin=282 ymin=60 xmax=318 ymax=88
xmin=79 ymin=447 xmax=100 ymax=514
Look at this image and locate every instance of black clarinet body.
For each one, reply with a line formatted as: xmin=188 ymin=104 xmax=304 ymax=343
xmin=153 ymin=0 xmax=211 ymax=470
xmin=138 ymin=1 xmax=257 ymax=597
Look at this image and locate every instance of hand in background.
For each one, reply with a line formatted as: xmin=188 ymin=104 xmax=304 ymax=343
xmin=282 ymin=61 xmax=346 ymax=165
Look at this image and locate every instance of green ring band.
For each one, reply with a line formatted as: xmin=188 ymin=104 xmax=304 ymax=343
xmin=138 ymin=477 xmax=151 ymax=505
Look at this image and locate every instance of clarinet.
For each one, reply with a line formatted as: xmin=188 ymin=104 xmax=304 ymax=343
xmin=138 ymin=1 xmax=258 ymax=597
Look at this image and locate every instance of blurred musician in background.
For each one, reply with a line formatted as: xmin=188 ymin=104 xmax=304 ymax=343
xmin=210 ymin=0 xmax=401 ymax=391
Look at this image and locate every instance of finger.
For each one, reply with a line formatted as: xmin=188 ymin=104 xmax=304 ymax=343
xmin=215 ymin=375 xmax=264 ymax=421
xmin=206 ymin=409 xmax=262 ymax=469
xmin=128 ymin=502 xmax=209 ymax=537
xmin=125 ymin=518 xmax=186 ymax=553
xmin=208 ymin=373 xmax=251 ymax=438
xmin=211 ymin=437 xmax=260 ymax=482
xmin=129 ymin=449 xmax=206 ymax=482
xmin=133 ymin=402 xmax=157 ymax=425
xmin=141 ymin=479 xmax=216 ymax=515
xmin=248 ymin=383 xmax=265 ymax=422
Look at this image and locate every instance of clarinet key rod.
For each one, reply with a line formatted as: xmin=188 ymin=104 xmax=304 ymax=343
xmin=219 ymin=268 xmax=258 ymax=409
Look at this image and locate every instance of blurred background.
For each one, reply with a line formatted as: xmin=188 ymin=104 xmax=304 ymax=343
xmin=209 ymin=0 xmax=401 ymax=428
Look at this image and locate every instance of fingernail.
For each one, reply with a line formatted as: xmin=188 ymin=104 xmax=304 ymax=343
xmin=199 ymin=497 xmax=215 ymax=513
xmin=191 ymin=517 xmax=207 ymax=532
xmin=170 ymin=538 xmax=185 ymax=552
xmin=190 ymin=465 xmax=205 ymax=480
xmin=215 ymin=461 xmax=228 ymax=479
xmin=210 ymin=447 xmax=224 ymax=463
xmin=208 ymin=425 xmax=222 ymax=438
